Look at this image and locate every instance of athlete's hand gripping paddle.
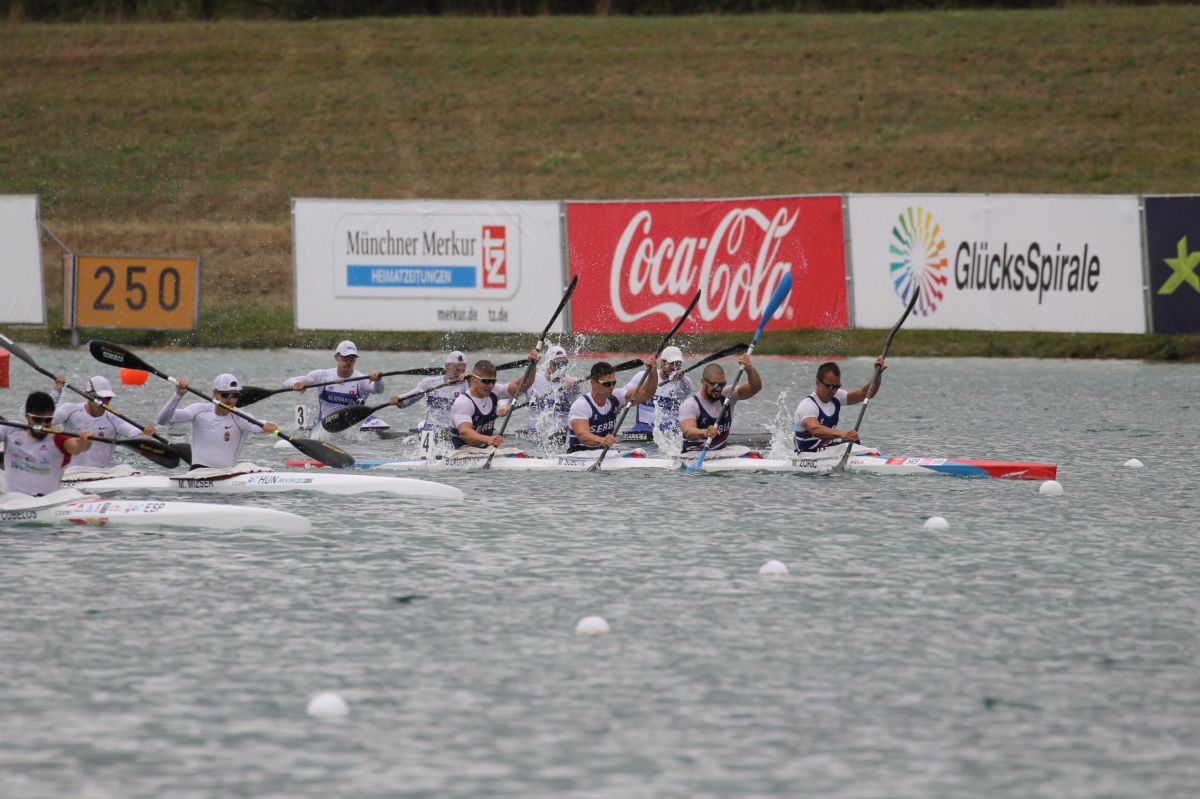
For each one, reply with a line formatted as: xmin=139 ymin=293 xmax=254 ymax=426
xmin=833 ymin=285 xmax=920 ymax=475
xmin=686 ymin=273 xmax=793 ymax=474
xmin=482 ymin=276 xmax=579 ymax=471
xmin=588 ymin=290 xmax=702 ymax=473
xmin=86 ymin=340 xmax=354 ymax=468
xmin=0 ymin=332 xmax=191 ymax=465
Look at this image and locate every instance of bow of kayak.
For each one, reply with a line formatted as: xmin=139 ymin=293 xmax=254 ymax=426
xmin=63 ymin=471 xmax=464 ymax=501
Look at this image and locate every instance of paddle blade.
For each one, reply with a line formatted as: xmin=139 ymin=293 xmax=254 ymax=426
xmin=321 ymin=403 xmax=375 ymax=433
xmin=119 ymin=437 xmax=182 ymax=469
xmin=754 ymin=272 xmax=793 ymax=340
xmin=612 ymin=358 xmax=645 ymax=373
xmin=0 ymin=333 xmax=46 ymax=375
xmin=494 ymin=358 xmax=532 ymax=372
xmin=236 ymin=385 xmax=280 ymax=407
xmin=394 ymin=367 xmax=444 ymax=376
xmin=170 ymin=441 xmax=193 ymax=466
xmin=88 ymin=340 xmax=155 ymax=375
xmin=286 ymin=436 xmax=355 ymax=468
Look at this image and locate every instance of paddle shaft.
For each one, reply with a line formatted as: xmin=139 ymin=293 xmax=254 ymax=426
xmin=0 ymin=419 xmax=180 ymax=468
xmin=834 ymin=286 xmax=921 ymax=473
xmin=590 ymin=290 xmax=701 ymax=471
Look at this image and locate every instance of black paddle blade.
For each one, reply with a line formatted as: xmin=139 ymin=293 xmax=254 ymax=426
xmin=287 ymin=436 xmax=355 ymax=468
xmin=235 ymin=385 xmax=281 ymax=407
xmin=0 ymin=333 xmax=46 ymax=375
xmin=321 ymin=403 xmax=376 ymax=433
xmin=119 ymin=437 xmax=182 ymax=469
xmin=88 ymin=340 xmax=154 ymax=374
xmin=171 ymin=441 xmax=194 ymax=466
xmin=495 ymin=358 xmax=532 ymax=372
xmin=612 ymin=358 xmax=645 ymax=372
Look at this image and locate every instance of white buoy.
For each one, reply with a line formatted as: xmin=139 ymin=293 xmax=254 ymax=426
xmin=759 ymin=560 xmax=789 ymax=576
xmin=923 ymin=516 xmax=949 ymax=531
xmin=575 ymin=616 xmax=611 ymax=636
xmin=306 ymin=691 xmax=349 ymax=720
xmin=1124 ymin=458 xmax=1144 ymax=469
xmin=1039 ymin=480 xmax=1064 ymax=496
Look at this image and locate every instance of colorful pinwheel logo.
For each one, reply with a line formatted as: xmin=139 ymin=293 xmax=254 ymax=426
xmin=889 ymin=207 xmax=948 ymax=315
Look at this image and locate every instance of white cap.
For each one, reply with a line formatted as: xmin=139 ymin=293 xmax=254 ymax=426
xmin=545 ymin=345 xmax=568 ymax=362
xmin=86 ymin=375 xmax=116 ymax=398
xmin=445 ymin=350 xmax=466 ymax=364
xmin=213 ymin=373 xmax=241 ymax=392
xmin=335 ymin=340 xmax=358 ymax=357
xmin=661 ymin=346 xmax=684 ymax=364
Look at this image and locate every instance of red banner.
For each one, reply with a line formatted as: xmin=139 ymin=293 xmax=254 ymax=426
xmin=567 ymin=196 xmax=847 ymax=333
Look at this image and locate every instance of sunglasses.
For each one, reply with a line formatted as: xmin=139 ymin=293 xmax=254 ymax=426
xmin=705 ymin=381 xmax=726 ymax=390
xmin=550 ymin=360 xmax=569 ymax=368
xmin=820 ymin=380 xmax=842 ymax=391
xmin=218 ymin=392 xmax=241 ymax=399
xmin=28 ymin=414 xmax=55 ymax=424
xmin=594 ymin=379 xmax=617 ymax=388
xmin=472 ymin=375 xmax=497 ymax=384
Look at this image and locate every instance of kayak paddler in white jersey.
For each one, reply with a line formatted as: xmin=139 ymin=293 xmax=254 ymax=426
xmin=508 ymin=345 xmax=583 ymax=441
xmin=447 ymin=352 xmax=539 ymax=457
xmin=283 ymin=340 xmax=385 ymax=425
xmin=793 ymin=358 xmax=886 ymax=453
xmin=622 ymin=345 xmax=693 ymax=437
xmin=678 ymin=354 xmax=762 ymax=458
xmin=392 ymin=350 xmax=468 ymax=451
xmin=566 ymin=358 xmax=658 ymax=453
xmin=1 ymin=391 xmax=93 ymax=498
xmin=157 ymin=374 xmax=278 ymax=471
xmin=49 ymin=375 xmax=156 ymax=476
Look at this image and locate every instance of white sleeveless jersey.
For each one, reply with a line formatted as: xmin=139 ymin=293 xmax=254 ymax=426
xmin=52 ymin=403 xmax=142 ymax=469
xmin=2 ymin=427 xmax=72 ymax=496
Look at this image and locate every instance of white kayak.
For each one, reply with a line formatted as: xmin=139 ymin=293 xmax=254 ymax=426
xmin=0 ymin=489 xmax=312 ymax=533
xmin=61 ymin=470 xmax=464 ymax=501
xmin=284 ymin=446 xmax=1057 ymax=480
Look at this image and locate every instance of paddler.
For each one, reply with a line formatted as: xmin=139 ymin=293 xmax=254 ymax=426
xmin=565 ymin=358 xmax=658 ymax=453
xmin=510 ymin=345 xmax=583 ymax=441
xmin=283 ymin=340 xmax=385 ymax=425
xmin=678 ymin=354 xmax=762 ymax=457
xmin=622 ymin=345 xmax=693 ymax=437
xmin=49 ymin=375 xmax=156 ymax=472
xmin=448 ymin=352 xmax=539 ymax=454
xmin=157 ymin=374 xmax=278 ymax=470
xmin=390 ymin=350 xmax=468 ymax=451
xmin=792 ymin=358 xmax=886 ymax=452
xmin=1 ymin=392 xmax=93 ymax=497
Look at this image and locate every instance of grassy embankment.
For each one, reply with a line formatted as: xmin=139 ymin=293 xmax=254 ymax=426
xmin=2 ymin=8 xmax=1199 ymax=359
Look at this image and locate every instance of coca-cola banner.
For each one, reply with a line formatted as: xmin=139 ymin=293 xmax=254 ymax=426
xmin=566 ymin=197 xmax=847 ymax=334
xmin=848 ymin=194 xmax=1146 ymax=333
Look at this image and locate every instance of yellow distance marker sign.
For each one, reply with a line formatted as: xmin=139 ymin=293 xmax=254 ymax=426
xmin=74 ymin=256 xmax=200 ymax=330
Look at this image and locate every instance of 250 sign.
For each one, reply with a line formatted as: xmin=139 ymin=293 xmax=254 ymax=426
xmin=73 ymin=256 xmax=200 ymax=330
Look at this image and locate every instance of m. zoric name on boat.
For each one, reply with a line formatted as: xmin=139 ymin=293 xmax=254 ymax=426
xmin=788 ymin=457 xmax=820 ymax=469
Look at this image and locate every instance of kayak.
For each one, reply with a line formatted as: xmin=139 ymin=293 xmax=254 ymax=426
xmin=0 ymin=489 xmax=312 ymax=533
xmin=61 ymin=470 xmax=465 ymax=501
xmin=284 ymin=447 xmax=1057 ymax=480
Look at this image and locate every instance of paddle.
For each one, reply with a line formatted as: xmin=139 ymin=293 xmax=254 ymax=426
xmin=237 ymin=358 xmax=533 ymax=408
xmin=0 ymin=418 xmax=181 ymax=469
xmin=86 ymin=340 xmax=354 ymax=468
xmin=687 ymin=273 xmax=793 ymax=474
xmin=680 ymin=342 xmax=749 ymax=377
xmin=0 ymin=332 xmax=192 ymax=465
xmin=833 ymin=285 xmax=920 ymax=475
xmin=589 ymin=290 xmax=702 ymax=472
xmin=481 ymin=276 xmax=579 ymax=471
xmin=321 ymin=378 xmax=464 ymax=433
xmin=500 ymin=358 xmax=645 ymax=414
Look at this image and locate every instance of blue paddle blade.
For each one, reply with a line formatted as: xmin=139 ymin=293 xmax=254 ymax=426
xmin=754 ymin=272 xmax=794 ymax=341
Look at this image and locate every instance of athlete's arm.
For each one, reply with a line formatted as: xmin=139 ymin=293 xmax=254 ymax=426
xmin=735 ymin=355 xmax=762 ymax=399
xmin=846 ymin=357 xmax=886 ymax=405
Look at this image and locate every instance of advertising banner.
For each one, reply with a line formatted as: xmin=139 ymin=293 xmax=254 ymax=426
xmin=566 ymin=196 xmax=846 ymax=334
xmin=293 ymin=199 xmax=565 ymax=333
xmin=0 ymin=195 xmax=45 ymax=325
xmin=848 ymin=194 xmax=1145 ymax=333
xmin=1144 ymin=195 xmax=1200 ymax=333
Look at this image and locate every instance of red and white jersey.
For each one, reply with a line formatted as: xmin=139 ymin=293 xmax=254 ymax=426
xmin=2 ymin=426 xmax=73 ymax=496
xmin=52 ymin=403 xmax=142 ymax=469
xmin=157 ymin=395 xmax=261 ymax=469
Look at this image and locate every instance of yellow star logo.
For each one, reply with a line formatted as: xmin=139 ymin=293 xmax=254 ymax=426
xmin=1159 ymin=237 xmax=1200 ymax=295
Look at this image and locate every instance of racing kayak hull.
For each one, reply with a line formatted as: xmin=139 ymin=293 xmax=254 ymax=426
xmin=62 ymin=471 xmax=464 ymax=501
xmin=0 ymin=490 xmax=312 ymax=533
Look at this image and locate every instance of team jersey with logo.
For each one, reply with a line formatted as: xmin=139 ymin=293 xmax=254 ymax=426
xmin=566 ymin=388 xmax=629 ymax=451
xmin=157 ymin=396 xmax=261 ymax=469
xmin=526 ymin=372 xmax=584 ymax=433
xmin=449 ymin=385 xmax=515 ymax=448
xmin=793 ymin=389 xmax=848 ymax=452
xmin=282 ymin=368 xmax=384 ymax=422
xmin=399 ymin=375 xmax=466 ymax=431
xmin=51 ymin=403 xmax=143 ymax=469
xmin=2 ymin=427 xmax=72 ymax=496
xmin=622 ymin=371 xmax=693 ymax=433
xmin=679 ymin=387 xmax=739 ymax=452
